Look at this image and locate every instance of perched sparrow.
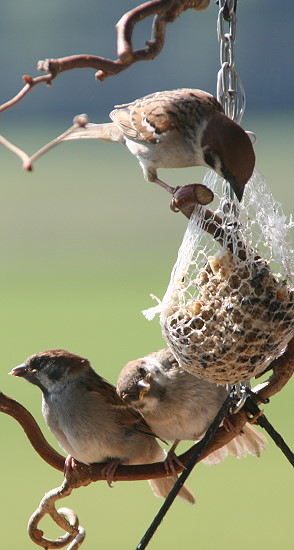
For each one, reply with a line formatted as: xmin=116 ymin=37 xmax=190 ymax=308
xmin=10 ymin=349 xmax=195 ymax=504
xmin=117 ymin=348 xmax=267 ymax=467
xmin=63 ymin=88 xmax=255 ymax=201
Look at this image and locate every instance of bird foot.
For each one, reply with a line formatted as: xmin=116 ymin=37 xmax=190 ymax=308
xmin=164 ymin=451 xmax=185 ymax=477
xmin=223 ymin=417 xmax=243 ymax=435
xmin=101 ymin=459 xmax=121 ymax=487
xmin=154 ymin=177 xmax=175 ymax=195
xmin=64 ymin=455 xmax=78 ymax=478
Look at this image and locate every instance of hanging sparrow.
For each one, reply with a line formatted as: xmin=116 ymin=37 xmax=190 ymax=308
xmin=117 ymin=348 xmax=267 ymax=468
xmin=62 ymin=88 xmax=255 ymax=201
xmin=10 ymin=349 xmax=195 ymax=504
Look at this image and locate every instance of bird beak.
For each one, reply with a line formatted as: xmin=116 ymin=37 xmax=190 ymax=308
xmin=9 ymin=364 xmax=29 ymax=377
xmin=138 ymin=374 xmax=151 ymax=401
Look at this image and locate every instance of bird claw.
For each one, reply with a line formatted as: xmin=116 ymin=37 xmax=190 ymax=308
xmin=223 ymin=416 xmax=242 ymax=435
xmin=101 ymin=459 xmax=121 ymax=487
xmin=164 ymin=451 xmax=185 ymax=476
xmin=169 ymin=186 xmax=182 ymax=212
xmin=154 ymin=177 xmax=175 ymax=195
xmin=64 ymin=455 xmax=78 ymax=478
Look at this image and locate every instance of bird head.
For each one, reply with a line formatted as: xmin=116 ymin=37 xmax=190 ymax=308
xmin=201 ymin=111 xmax=255 ymax=201
xmin=117 ymin=358 xmax=153 ymax=409
xmin=117 ymin=349 xmax=177 ymax=413
xmin=9 ymin=349 xmax=91 ymax=395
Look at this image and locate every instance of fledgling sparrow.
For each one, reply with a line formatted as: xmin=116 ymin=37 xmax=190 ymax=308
xmin=62 ymin=88 xmax=255 ymax=201
xmin=117 ymin=348 xmax=267 ymax=467
xmin=10 ymin=349 xmax=195 ymax=504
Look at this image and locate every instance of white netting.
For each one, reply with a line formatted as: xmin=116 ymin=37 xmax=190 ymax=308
xmin=144 ymin=170 xmax=294 ymax=384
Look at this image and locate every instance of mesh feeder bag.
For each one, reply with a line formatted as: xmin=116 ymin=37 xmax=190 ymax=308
xmin=144 ymin=171 xmax=294 ymax=384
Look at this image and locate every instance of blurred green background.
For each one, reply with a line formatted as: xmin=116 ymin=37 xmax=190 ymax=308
xmin=1 ymin=2 xmax=293 ymax=550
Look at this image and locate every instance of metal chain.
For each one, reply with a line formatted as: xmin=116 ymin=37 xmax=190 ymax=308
xmin=216 ymin=1 xmax=253 ymax=397
xmin=216 ymin=0 xmax=246 ymax=124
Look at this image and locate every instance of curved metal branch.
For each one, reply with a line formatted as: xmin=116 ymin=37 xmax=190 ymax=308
xmin=0 ymin=392 xmax=65 ymax=471
xmin=0 ymin=114 xmax=88 ymax=171
xmin=254 ymin=336 xmax=294 ymax=402
xmin=37 ymin=1 xmax=210 ymax=81
xmin=28 ymin=480 xmax=86 ymax=549
xmin=172 ymin=184 xmax=249 ymax=260
xmin=0 ymin=0 xmax=210 ymax=117
xmin=0 ymin=75 xmax=53 ymax=113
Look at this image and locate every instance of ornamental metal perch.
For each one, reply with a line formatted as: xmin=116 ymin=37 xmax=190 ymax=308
xmin=0 ymin=0 xmax=209 ymax=113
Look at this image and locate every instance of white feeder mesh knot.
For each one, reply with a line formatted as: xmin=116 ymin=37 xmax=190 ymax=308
xmin=143 ymin=170 xmax=294 ymax=384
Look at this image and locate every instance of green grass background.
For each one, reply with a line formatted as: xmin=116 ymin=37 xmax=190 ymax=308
xmin=1 ymin=114 xmax=293 ymax=549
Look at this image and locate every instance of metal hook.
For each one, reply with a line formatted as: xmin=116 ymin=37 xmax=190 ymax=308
xmin=227 ymin=381 xmax=251 ymax=414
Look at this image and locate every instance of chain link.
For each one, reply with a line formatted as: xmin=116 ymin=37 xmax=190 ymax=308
xmin=216 ymin=2 xmax=252 ymax=396
xmin=216 ymin=0 xmax=246 ymax=124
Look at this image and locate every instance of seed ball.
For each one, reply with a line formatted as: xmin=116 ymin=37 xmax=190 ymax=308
xmin=163 ymin=248 xmax=294 ymax=384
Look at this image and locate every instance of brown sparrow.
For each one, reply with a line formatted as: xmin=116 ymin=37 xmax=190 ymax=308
xmin=10 ymin=349 xmax=195 ymax=504
xmin=117 ymin=348 xmax=267 ymax=467
xmin=62 ymin=88 xmax=255 ymax=200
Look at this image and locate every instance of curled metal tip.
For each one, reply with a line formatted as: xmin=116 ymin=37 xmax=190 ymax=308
xmin=228 ymin=381 xmax=251 ymax=414
xmin=245 ymin=130 xmax=257 ymax=144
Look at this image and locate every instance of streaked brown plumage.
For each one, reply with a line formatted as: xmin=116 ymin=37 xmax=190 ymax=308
xmin=117 ymin=348 xmax=267 ymax=466
xmin=63 ymin=88 xmax=255 ymax=200
xmin=10 ymin=349 xmax=195 ymax=503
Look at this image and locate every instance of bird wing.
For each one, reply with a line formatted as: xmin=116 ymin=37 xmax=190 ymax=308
xmin=117 ymin=406 xmax=160 ymax=439
xmin=83 ymin=372 xmax=160 ymax=439
xmin=110 ymin=89 xmax=223 ymax=143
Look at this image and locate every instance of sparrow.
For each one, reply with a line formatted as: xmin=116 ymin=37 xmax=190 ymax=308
xmin=62 ymin=88 xmax=255 ymax=201
xmin=117 ymin=348 xmax=267 ymax=468
xmin=10 ymin=349 xmax=195 ymax=504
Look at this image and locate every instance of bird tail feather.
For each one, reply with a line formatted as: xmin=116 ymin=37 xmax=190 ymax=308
xmin=148 ymin=477 xmax=195 ymax=505
xmin=60 ymin=122 xmax=124 ymax=143
xmin=146 ymin=446 xmax=195 ymax=503
xmin=202 ymin=424 xmax=267 ymax=465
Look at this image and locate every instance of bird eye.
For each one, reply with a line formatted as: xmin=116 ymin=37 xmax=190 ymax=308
xmin=138 ymin=366 xmax=147 ymax=377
